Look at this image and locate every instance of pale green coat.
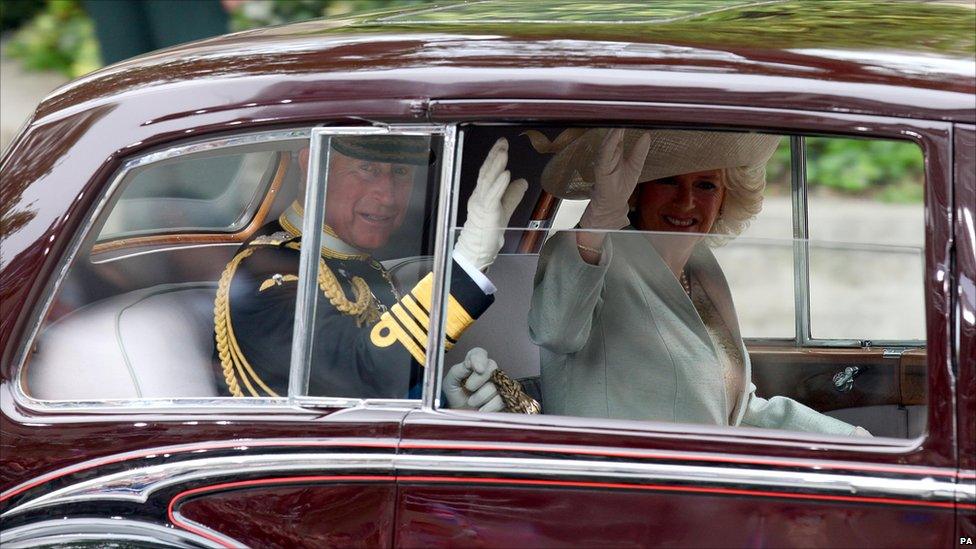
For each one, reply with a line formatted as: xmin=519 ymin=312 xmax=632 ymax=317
xmin=528 ymin=231 xmax=860 ymax=436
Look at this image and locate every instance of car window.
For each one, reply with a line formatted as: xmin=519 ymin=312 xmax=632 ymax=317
xmin=235 ymin=129 xmax=446 ymax=400
xmin=438 ymin=124 xmax=928 ymax=440
xmin=20 ymin=127 xmax=453 ymax=405
xmin=805 ymin=136 xmax=925 ymax=342
xmin=22 ymin=131 xmax=310 ymax=402
xmin=97 ymin=150 xmax=278 ymax=241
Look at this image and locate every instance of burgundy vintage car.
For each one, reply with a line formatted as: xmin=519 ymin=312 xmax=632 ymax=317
xmin=1 ymin=2 xmax=974 ymax=547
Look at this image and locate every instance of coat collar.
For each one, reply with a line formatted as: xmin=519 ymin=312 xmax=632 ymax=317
xmin=279 ymin=201 xmax=368 ymax=259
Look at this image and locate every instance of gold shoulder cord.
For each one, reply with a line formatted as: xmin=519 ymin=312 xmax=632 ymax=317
xmin=281 ymin=242 xmax=381 ymax=327
xmin=215 ymin=241 xmax=381 ymax=397
xmin=214 ymin=247 xmax=280 ymax=397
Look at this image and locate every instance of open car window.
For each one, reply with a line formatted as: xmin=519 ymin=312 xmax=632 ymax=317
xmin=435 ymin=125 xmax=928 ymax=440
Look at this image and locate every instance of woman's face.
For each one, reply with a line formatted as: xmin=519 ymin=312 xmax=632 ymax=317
xmin=635 ymin=169 xmax=726 ymax=236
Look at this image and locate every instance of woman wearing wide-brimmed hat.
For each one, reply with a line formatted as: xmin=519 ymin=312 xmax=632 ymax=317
xmin=527 ymin=128 xmax=870 ymax=436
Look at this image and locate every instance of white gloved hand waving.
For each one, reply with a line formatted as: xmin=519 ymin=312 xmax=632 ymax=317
xmin=455 ymin=138 xmax=528 ymax=270
xmin=444 ymin=347 xmax=505 ymax=412
xmin=579 ymin=128 xmax=652 ymax=230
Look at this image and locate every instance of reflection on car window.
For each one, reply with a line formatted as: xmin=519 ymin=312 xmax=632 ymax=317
xmin=26 ymin=134 xmax=308 ymax=401
xmin=221 ymin=134 xmax=448 ymax=400
xmin=442 ymin=125 xmax=926 ymax=440
xmin=98 ymin=150 xmax=278 ymax=240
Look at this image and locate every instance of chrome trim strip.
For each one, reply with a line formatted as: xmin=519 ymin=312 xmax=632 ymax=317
xmin=124 ymin=129 xmax=311 ymax=167
xmin=2 ymin=453 xmax=396 ymax=518
xmin=790 ymin=135 xmax=811 ymax=345
xmin=423 ymin=124 xmax=459 ymax=411
xmin=394 ymin=455 xmax=960 ymax=503
xmin=1 ymin=391 xmax=418 ymax=414
xmin=11 ymin=128 xmax=312 ymax=414
xmin=3 ymin=452 xmax=963 ymax=518
xmin=0 ymin=436 xmax=400 ymax=502
xmin=956 ymin=481 xmax=976 ymax=504
xmin=2 ymin=518 xmax=227 ymax=548
xmin=89 ymin=243 xmax=241 ymax=265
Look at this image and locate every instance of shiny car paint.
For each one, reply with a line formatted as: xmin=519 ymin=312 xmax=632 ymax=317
xmin=1 ymin=1 xmax=974 ymax=546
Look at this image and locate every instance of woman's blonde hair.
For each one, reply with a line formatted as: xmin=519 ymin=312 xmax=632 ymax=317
xmin=707 ymin=163 xmax=767 ymax=245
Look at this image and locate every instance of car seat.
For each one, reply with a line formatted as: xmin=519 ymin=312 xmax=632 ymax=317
xmin=26 ymin=283 xmax=220 ymax=399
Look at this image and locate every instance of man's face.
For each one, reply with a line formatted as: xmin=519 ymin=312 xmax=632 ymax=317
xmin=316 ymin=149 xmax=416 ymax=251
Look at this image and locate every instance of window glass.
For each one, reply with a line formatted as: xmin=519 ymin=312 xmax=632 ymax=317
xmin=806 ymin=137 xmax=925 ymax=341
xmin=551 ymin=137 xmax=795 ymax=340
xmin=438 ymin=125 xmax=926 ymax=440
xmin=25 ymin=132 xmax=307 ymax=401
xmin=713 ymin=138 xmax=794 ymax=339
xmin=98 ymin=150 xmax=278 ymax=240
xmin=271 ymin=132 xmax=444 ymax=400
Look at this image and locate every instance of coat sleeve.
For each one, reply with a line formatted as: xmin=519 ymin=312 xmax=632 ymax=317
xmin=305 ymin=259 xmax=494 ymax=399
xmin=739 ymin=382 xmax=871 ymax=436
xmin=528 ymin=231 xmax=613 ymax=355
xmin=367 ymin=259 xmax=493 ymax=369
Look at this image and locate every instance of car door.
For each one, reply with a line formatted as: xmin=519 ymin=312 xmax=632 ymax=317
xmin=393 ymin=101 xmax=958 ymax=547
xmin=955 ymin=123 xmax=976 ymax=541
xmin=1 ymin=124 xmax=454 ymax=547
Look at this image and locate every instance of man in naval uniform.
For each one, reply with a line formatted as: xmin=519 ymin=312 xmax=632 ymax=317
xmin=214 ymin=136 xmax=533 ymax=412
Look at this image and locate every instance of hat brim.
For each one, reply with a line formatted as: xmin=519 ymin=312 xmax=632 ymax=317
xmin=538 ymin=129 xmax=781 ymax=200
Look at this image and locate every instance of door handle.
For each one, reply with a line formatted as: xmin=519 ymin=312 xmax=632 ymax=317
xmin=832 ymin=366 xmax=861 ymax=393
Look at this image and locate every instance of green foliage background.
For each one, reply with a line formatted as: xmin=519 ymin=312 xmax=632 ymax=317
xmin=228 ymin=0 xmax=429 ymax=31
xmin=5 ymin=0 xmax=100 ymax=77
xmin=765 ymin=138 xmax=923 ymax=203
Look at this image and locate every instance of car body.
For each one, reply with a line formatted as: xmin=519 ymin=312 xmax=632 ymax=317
xmin=1 ymin=2 xmax=974 ymax=547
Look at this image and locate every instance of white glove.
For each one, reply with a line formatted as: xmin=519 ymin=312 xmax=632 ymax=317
xmin=853 ymin=426 xmax=873 ymax=437
xmin=579 ymin=128 xmax=652 ymax=230
xmin=443 ymin=347 xmax=505 ymax=412
xmin=455 ymin=138 xmax=528 ymax=269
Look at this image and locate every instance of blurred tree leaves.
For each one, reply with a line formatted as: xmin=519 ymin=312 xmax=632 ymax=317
xmin=5 ymin=0 xmax=101 ymax=77
xmin=229 ymin=0 xmax=429 ymax=31
xmin=806 ymin=137 xmax=923 ymax=203
xmin=764 ymin=136 xmax=924 ymax=203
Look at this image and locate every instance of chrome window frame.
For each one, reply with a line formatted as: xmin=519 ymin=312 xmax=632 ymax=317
xmin=290 ymin=124 xmax=455 ymax=408
xmin=791 ymin=134 xmax=927 ymax=349
xmin=11 ymin=125 xmax=455 ymax=414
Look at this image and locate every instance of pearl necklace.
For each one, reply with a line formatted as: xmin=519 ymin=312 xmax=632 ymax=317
xmin=680 ymin=269 xmax=691 ymax=297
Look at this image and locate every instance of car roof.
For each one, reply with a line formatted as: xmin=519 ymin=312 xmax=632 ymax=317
xmin=31 ymin=0 xmax=976 ymax=124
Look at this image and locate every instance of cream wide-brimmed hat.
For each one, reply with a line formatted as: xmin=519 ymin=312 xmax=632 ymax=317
xmin=526 ymin=128 xmax=782 ymax=200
